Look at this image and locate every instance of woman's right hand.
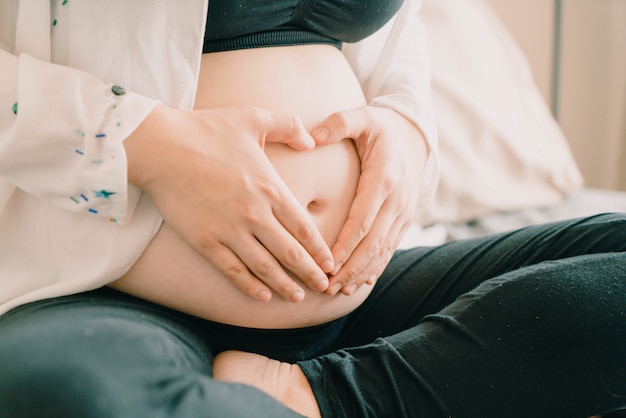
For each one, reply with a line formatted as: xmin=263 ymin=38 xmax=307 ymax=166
xmin=124 ymin=105 xmax=333 ymax=302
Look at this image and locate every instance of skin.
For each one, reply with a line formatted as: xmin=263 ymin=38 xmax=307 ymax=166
xmin=213 ymin=350 xmax=321 ymax=418
xmin=116 ymin=25 xmax=430 ymax=417
xmin=124 ymin=105 xmax=334 ymax=303
xmin=120 ymin=44 xmax=427 ymax=301
xmin=314 ymin=106 xmax=428 ymax=296
xmin=115 ymin=44 xmax=428 ymax=329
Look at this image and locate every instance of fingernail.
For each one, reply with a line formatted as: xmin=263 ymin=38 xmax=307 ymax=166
xmin=291 ymin=290 xmax=305 ymax=303
xmin=321 ymin=259 xmax=334 ymax=273
xmin=316 ymin=277 xmax=329 ymax=292
xmin=329 ymin=282 xmax=342 ymax=295
xmin=257 ymin=290 xmax=272 ymax=302
xmin=331 ymin=262 xmax=343 ymax=276
xmin=343 ymin=284 xmax=358 ymax=295
xmin=312 ymin=127 xmax=329 ymax=142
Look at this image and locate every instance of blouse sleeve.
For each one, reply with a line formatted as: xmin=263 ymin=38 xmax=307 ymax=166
xmin=342 ymin=0 xmax=439 ymax=208
xmin=0 ymin=49 xmax=159 ymax=224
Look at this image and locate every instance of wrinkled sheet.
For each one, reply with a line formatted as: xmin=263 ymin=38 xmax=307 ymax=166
xmin=400 ymin=188 xmax=626 ymax=248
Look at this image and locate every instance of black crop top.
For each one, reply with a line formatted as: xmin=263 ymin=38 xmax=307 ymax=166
xmin=203 ymin=0 xmax=403 ymax=53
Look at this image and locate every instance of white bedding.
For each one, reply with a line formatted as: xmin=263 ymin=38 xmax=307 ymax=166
xmin=397 ymin=0 xmax=626 ymax=248
xmin=401 ymin=188 xmax=626 ymax=248
xmin=414 ymin=0 xmax=583 ymax=227
xmin=435 ymin=188 xmax=626 ymax=242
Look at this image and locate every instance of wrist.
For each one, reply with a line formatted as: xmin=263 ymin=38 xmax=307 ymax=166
xmin=388 ymin=108 xmax=429 ymax=166
xmin=124 ymin=104 xmax=172 ymax=189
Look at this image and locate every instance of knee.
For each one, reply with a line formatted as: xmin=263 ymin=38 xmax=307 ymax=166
xmin=0 ymin=303 xmax=208 ymax=417
xmin=574 ymin=213 xmax=626 ymax=252
xmin=590 ymin=211 xmax=626 ymax=228
xmin=0 ymin=321 xmax=118 ymax=417
xmin=0 ymin=359 xmax=119 ymax=418
xmin=487 ymin=252 xmax=626 ymax=344
xmin=0 ymin=309 xmax=138 ymax=417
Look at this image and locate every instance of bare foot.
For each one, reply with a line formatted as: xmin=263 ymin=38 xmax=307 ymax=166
xmin=213 ymin=350 xmax=322 ymax=418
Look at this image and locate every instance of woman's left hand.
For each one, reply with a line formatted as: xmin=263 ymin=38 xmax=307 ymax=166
xmin=311 ymin=106 xmax=429 ymax=295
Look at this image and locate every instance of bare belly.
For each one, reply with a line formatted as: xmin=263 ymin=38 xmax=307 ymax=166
xmin=110 ymin=45 xmax=371 ymax=328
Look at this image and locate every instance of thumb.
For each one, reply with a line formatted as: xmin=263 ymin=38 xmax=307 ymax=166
xmin=263 ymin=111 xmax=316 ymax=151
xmin=311 ymin=108 xmax=370 ymax=146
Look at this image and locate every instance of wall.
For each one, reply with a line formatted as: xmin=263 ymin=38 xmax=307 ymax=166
xmin=486 ymin=0 xmax=626 ymax=191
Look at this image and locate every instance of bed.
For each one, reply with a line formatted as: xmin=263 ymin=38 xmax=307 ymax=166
xmin=400 ymin=0 xmax=626 ymax=249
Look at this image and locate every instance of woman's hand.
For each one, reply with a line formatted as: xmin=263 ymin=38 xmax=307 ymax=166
xmin=125 ymin=105 xmax=333 ymax=303
xmin=312 ymin=106 xmax=428 ymax=295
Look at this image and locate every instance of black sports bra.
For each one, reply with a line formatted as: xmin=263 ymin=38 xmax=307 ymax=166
xmin=203 ymin=0 xmax=403 ymax=53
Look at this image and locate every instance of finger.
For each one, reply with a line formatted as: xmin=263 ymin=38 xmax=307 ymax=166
xmin=365 ymin=219 xmax=412 ymax=285
xmin=271 ymin=184 xmax=335 ymax=277
xmin=260 ymin=110 xmax=316 ymax=151
xmin=255 ymin=217 xmax=330 ymax=294
xmin=197 ymin=241 xmax=275 ymax=302
xmin=228 ymin=234 xmax=309 ymax=303
xmin=330 ymin=167 xmax=388 ymax=275
xmin=311 ymin=107 xmax=373 ymax=146
xmin=342 ymin=213 xmax=409 ymax=295
xmin=347 ymin=243 xmax=393 ymax=293
xmin=266 ymin=226 xmax=333 ymax=291
xmin=327 ymin=199 xmax=396 ymax=295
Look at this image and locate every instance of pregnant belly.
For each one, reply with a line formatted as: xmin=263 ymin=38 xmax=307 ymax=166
xmin=110 ymin=45 xmax=371 ymax=328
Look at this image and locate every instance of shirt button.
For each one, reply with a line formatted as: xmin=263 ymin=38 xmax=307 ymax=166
xmin=111 ymin=85 xmax=126 ymax=96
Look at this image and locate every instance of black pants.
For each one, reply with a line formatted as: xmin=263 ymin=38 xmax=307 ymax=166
xmin=1 ymin=214 xmax=625 ymax=417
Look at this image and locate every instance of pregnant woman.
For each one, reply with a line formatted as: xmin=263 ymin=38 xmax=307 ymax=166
xmin=110 ymin=0 xmax=427 ymax=329
xmin=1 ymin=1 xmax=625 ymax=417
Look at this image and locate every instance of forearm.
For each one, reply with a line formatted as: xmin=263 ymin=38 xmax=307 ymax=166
xmin=0 ymin=49 xmax=158 ymax=223
xmin=344 ymin=0 xmax=439 ymax=208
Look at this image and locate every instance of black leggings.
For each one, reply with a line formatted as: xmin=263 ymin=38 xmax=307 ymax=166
xmin=1 ymin=214 xmax=625 ymax=417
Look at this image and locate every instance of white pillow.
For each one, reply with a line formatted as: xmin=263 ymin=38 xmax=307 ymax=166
xmin=414 ymin=0 xmax=583 ymax=225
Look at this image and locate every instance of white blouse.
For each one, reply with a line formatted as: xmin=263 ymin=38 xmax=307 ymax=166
xmin=0 ymin=0 xmax=438 ymax=316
